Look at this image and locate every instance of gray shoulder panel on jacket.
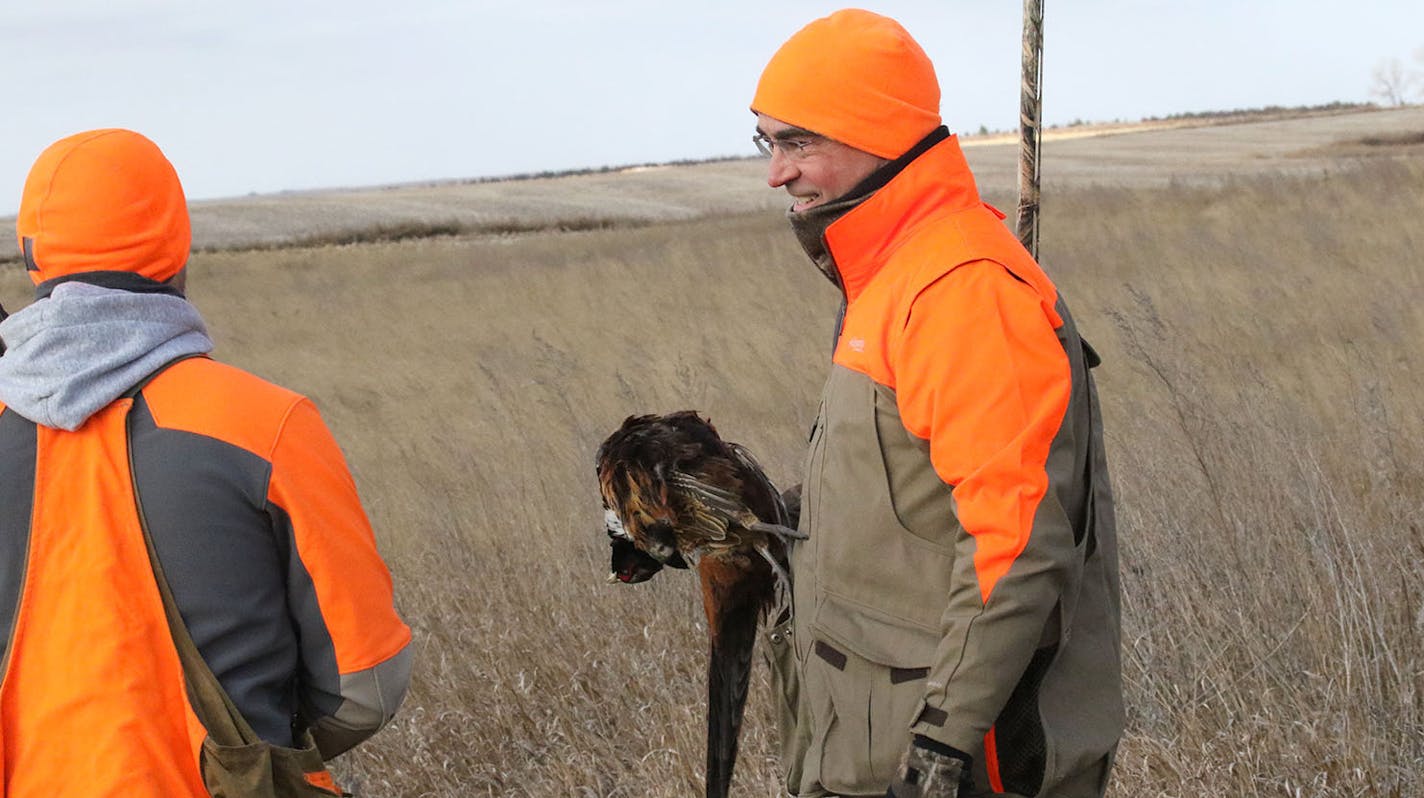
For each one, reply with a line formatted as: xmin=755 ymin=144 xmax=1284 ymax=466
xmin=0 ymin=408 xmax=37 ymax=666
xmin=310 ymin=642 xmax=414 ymax=758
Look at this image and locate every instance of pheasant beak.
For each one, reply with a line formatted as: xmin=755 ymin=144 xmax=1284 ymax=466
xmin=608 ymin=534 xmax=665 ymax=584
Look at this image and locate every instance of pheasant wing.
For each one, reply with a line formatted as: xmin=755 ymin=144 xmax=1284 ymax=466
xmin=672 ymin=468 xmax=805 ymax=544
xmin=668 ymin=469 xmax=750 ymax=544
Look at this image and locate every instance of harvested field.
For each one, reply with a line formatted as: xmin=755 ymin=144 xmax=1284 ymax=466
xmin=5 ymin=106 xmax=1418 ymax=256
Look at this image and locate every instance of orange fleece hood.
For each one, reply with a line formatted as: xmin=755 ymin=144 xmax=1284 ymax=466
xmin=752 ymin=9 xmax=941 ymax=160
xmin=16 ymin=129 xmax=190 ymax=286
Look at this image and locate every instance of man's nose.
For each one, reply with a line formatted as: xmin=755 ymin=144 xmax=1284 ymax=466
xmin=766 ymin=149 xmax=798 ymax=188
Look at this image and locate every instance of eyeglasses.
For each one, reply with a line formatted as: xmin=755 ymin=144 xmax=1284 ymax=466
xmin=753 ymin=132 xmax=821 ymax=159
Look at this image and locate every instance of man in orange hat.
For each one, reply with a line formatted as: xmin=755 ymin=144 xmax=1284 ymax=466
xmin=751 ymin=11 xmax=1123 ymax=798
xmin=0 ymin=129 xmax=412 ymax=796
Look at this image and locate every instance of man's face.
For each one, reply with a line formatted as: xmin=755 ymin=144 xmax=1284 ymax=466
xmin=755 ymin=113 xmax=888 ymax=213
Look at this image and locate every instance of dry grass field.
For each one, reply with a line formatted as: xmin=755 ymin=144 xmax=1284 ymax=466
xmin=1 ymin=109 xmax=1421 ymax=796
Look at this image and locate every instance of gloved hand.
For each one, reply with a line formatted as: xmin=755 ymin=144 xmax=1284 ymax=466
xmin=779 ymin=483 xmax=803 ymax=529
xmin=885 ymin=735 xmax=972 ymax=798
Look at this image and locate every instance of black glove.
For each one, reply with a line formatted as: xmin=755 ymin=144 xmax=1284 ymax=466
xmin=886 ymin=735 xmax=972 ymax=798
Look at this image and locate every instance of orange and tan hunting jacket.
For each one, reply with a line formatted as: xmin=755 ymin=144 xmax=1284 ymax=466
xmin=790 ymin=133 xmax=1123 ymax=797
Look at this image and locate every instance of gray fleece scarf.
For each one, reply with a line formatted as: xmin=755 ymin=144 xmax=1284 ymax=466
xmin=0 ymin=282 xmax=213 ymax=431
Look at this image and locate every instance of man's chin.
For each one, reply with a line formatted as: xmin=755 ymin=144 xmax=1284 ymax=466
xmin=790 ymin=197 xmax=823 ymax=213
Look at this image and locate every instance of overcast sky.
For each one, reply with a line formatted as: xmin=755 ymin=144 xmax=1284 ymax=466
xmin=2 ymin=1 xmax=1420 ymax=212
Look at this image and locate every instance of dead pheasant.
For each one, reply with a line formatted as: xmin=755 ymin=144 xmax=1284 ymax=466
xmin=595 ymin=411 xmax=803 ymax=798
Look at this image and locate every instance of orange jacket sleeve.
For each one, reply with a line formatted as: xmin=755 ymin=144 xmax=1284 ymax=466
xmin=267 ymin=398 xmax=413 ymax=757
xmin=894 ymin=259 xmax=1079 ymax=753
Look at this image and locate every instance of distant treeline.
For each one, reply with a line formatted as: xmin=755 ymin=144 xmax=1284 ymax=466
xmin=958 ymin=101 xmax=1380 ymax=138
xmin=1142 ymin=100 xmax=1375 ymax=122
xmin=439 ymin=156 xmax=748 ymax=188
xmin=281 ymin=102 xmax=1388 ymax=190
xmin=190 ymin=215 xmax=657 ymax=254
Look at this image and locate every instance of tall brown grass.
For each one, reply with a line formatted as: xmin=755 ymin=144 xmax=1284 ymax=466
xmin=1 ymin=153 xmax=1418 ymax=797
xmin=1049 ymin=158 xmax=1424 ymax=796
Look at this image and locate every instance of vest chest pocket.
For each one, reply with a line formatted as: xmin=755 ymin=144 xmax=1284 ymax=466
xmin=871 ymin=381 xmax=958 ymax=547
xmin=808 ymin=366 xmax=958 ymax=661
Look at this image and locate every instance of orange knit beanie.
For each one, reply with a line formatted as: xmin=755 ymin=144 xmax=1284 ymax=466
xmin=17 ymin=129 xmax=190 ymax=286
xmin=752 ymin=8 xmax=941 ymax=159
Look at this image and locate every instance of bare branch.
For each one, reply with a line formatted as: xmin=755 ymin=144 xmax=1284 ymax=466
xmin=1370 ymin=58 xmax=1413 ymax=106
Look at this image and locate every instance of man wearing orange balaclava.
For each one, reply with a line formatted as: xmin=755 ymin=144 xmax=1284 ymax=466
xmin=751 ymin=11 xmax=1123 ymax=798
